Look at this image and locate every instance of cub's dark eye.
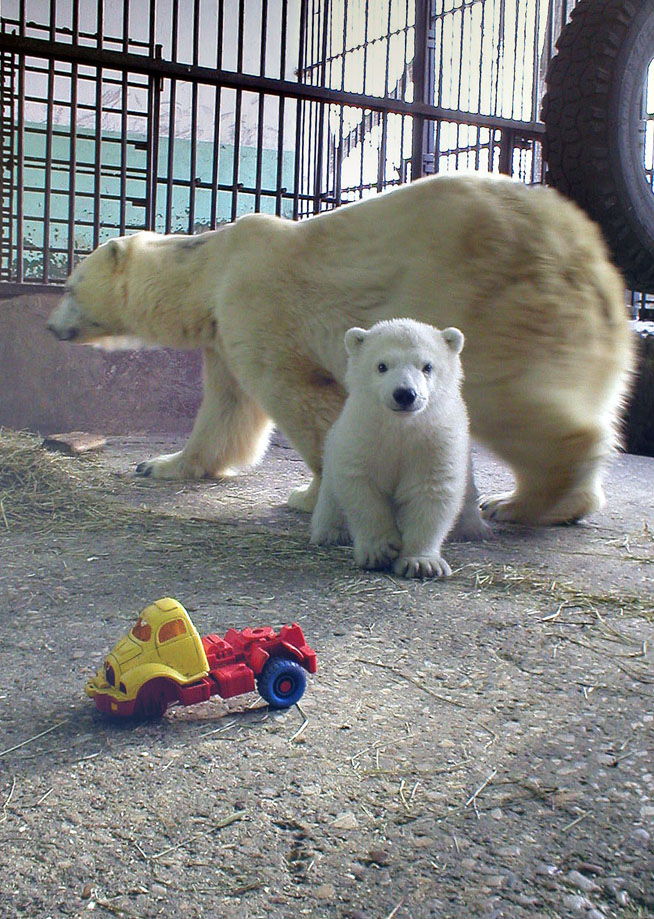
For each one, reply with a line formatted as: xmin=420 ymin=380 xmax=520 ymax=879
xmin=377 ymin=362 xmax=388 ymax=373
xmin=422 ymin=362 xmax=433 ymax=375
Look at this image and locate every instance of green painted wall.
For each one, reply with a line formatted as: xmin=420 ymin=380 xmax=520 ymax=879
xmin=17 ymin=122 xmax=296 ymax=280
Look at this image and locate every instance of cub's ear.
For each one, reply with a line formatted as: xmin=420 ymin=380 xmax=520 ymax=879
xmin=442 ymin=327 xmax=464 ymax=354
xmin=344 ymin=327 xmax=368 ymax=355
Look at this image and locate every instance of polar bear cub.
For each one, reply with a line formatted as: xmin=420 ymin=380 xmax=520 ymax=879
xmin=311 ymin=318 xmax=469 ymax=579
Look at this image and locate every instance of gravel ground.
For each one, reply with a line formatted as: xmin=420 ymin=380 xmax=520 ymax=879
xmin=0 ymin=433 xmax=652 ymax=919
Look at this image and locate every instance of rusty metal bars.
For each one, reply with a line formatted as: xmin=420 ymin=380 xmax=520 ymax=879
xmin=0 ymin=0 xmax=549 ymax=294
xmin=0 ymin=47 xmax=14 ymax=281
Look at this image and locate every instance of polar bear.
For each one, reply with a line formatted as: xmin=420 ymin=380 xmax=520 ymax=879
xmin=311 ymin=320 xmax=469 ymax=578
xmin=46 ymin=173 xmax=634 ymax=529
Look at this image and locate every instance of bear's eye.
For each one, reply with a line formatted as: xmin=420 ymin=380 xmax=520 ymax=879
xmin=422 ymin=362 xmax=433 ymax=375
xmin=377 ymin=362 xmax=388 ymax=373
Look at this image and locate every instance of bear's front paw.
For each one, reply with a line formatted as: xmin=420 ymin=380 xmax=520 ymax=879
xmin=354 ymin=531 xmax=401 ymax=570
xmin=135 ymin=451 xmax=212 ymax=480
xmin=393 ymin=554 xmax=452 ymax=579
xmin=448 ymin=501 xmax=492 ymax=542
xmin=310 ymin=521 xmax=351 ymax=546
xmin=287 ymin=476 xmax=321 ymax=513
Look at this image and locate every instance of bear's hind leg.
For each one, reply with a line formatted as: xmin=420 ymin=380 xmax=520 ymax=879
xmin=480 ymin=423 xmax=609 ymax=525
xmin=310 ymin=479 xmax=350 ymax=546
xmin=136 ymin=348 xmax=272 ymax=479
xmin=448 ymin=453 xmax=490 ymax=541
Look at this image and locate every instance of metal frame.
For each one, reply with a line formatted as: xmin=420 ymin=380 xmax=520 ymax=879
xmin=0 ymin=49 xmax=14 ymax=281
xmin=0 ymin=0 xmax=565 ymax=296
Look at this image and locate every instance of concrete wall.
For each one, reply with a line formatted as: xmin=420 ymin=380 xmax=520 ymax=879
xmin=0 ymin=292 xmax=202 ymax=435
xmin=2 ymin=292 xmax=653 ymax=455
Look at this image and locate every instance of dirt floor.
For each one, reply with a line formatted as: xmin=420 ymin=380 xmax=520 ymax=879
xmin=0 ymin=430 xmax=652 ymax=919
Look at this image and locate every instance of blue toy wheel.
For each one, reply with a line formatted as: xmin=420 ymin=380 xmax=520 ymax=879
xmin=256 ymin=657 xmax=307 ymax=708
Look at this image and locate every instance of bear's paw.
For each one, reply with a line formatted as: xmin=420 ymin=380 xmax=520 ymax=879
xmin=310 ymin=520 xmax=351 ymax=546
xmin=135 ymin=450 xmax=236 ymax=480
xmin=448 ymin=502 xmax=491 ymax=542
xmin=354 ymin=531 xmax=401 ymax=570
xmin=287 ymin=477 xmax=321 ymax=513
xmin=393 ymin=554 xmax=452 ymax=580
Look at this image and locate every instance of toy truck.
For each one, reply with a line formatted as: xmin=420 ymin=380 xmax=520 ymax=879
xmin=86 ymin=597 xmax=317 ymax=719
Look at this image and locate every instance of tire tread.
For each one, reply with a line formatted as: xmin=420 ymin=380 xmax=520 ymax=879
xmin=542 ymin=0 xmax=654 ymax=290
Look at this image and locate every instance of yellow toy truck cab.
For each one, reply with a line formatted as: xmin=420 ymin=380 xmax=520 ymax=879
xmin=86 ymin=597 xmax=209 ymax=717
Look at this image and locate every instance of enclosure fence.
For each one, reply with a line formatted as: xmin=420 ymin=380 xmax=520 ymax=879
xmin=3 ymin=0 xmax=629 ymax=301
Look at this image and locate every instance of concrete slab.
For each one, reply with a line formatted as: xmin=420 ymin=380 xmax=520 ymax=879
xmin=0 ymin=433 xmax=652 ymax=919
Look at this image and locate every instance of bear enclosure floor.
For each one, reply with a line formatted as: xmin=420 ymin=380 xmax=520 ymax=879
xmin=0 ymin=431 xmax=653 ymax=919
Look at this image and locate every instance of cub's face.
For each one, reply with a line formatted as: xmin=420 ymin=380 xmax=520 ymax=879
xmin=344 ymin=319 xmax=464 ymax=415
xmin=46 ymin=237 xmax=130 ymax=344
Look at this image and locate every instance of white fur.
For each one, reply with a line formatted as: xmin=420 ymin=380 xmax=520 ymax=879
xmin=47 ymin=174 xmax=635 ymax=528
xmin=311 ymin=320 xmax=469 ymax=579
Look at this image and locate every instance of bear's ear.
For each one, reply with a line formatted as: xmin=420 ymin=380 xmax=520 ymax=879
xmin=103 ymin=237 xmax=127 ymax=265
xmin=442 ymin=327 xmax=464 ymax=354
xmin=344 ymin=327 xmax=367 ymax=355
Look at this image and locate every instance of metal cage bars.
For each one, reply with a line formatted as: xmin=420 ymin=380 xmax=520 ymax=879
xmin=1 ymin=0 xmax=551 ymax=294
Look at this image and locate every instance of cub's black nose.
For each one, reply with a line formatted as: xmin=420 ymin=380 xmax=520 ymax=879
xmin=393 ymin=386 xmax=417 ymax=408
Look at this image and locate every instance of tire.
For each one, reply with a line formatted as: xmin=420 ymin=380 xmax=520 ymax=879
xmin=256 ymin=657 xmax=307 ymax=709
xmin=542 ymin=0 xmax=654 ymax=291
xmin=135 ymin=678 xmax=176 ymax=719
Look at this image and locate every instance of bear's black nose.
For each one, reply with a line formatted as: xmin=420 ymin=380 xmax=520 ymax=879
xmin=393 ymin=387 xmax=417 ymax=408
xmin=47 ymin=324 xmax=78 ymax=341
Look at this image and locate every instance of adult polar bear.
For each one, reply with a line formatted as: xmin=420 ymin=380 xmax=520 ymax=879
xmin=47 ymin=174 xmax=633 ymax=527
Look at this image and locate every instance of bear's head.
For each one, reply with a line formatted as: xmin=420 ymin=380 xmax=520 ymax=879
xmin=46 ymin=234 xmax=144 ymax=345
xmin=344 ymin=318 xmax=464 ymax=415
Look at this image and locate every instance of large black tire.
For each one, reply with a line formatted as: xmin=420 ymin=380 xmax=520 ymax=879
xmin=542 ymin=0 xmax=654 ymax=291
